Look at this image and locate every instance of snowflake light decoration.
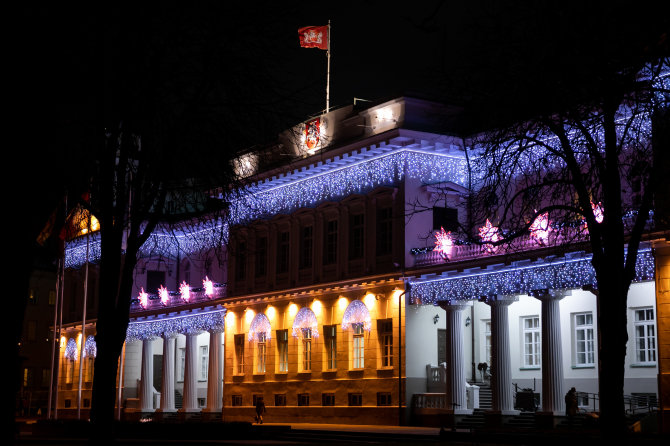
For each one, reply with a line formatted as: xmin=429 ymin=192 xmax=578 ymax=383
xmin=434 ymin=227 xmax=454 ymax=260
xmin=203 ymin=276 xmax=214 ymax=297
xmin=479 ymin=219 xmax=501 ymax=253
xmin=180 ymin=281 xmax=191 ymax=302
xmin=138 ymin=288 xmax=149 ymax=309
xmin=341 ymin=300 xmax=372 ymax=332
xmin=159 ymin=285 xmax=169 ymax=306
xmin=529 ymin=211 xmax=551 ymax=246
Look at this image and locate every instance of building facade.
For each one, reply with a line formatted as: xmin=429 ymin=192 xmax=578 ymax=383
xmin=55 ymin=96 xmax=663 ymax=426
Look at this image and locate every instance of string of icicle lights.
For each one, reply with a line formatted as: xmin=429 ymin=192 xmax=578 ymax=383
xmin=409 ymin=249 xmax=655 ymax=304
xmin=64 ymin=338 xmax=78 ymax=360
xmin=247 ymin=313 xmax=272 ymax=342
xmin=126 ymin=309 xmax=226 ymax=342
xmin=291 ymin=307 xmax=320 ymax=339
xmin=64 ymin=150 xmax=465 ymax=268
xmin=84 ymin=335 xmax=97 ymax=358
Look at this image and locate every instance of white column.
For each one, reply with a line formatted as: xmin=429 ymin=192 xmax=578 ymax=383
xmin=533 ymin=289 xmax=570 ymax=415
xmin=487 ymin=295 xmax=519 ymax=415
xmin=181 ymin=332 xmax=200 ymax=412
xmin=139 ymin=337 xmax=155 ymax=412
xmin=439 ymin=300 xmax=473 ymax=414
xmin=204 ymin=330 xmax=223 ymax=412
xmin=159 ymin=334 xmax=177 ymax=412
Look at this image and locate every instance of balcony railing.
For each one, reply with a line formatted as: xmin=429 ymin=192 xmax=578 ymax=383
xmin=129 ymin=284 xmax=227 ymax=313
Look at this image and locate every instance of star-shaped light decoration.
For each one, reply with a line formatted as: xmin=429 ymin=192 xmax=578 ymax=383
xmin=203 ymin=276 xmax=214 ymax=298
xmin=158 ymin=285 xmax=169 ymax=306
xmin=479 ymin=219 xmax=501 ymax=253
xmin=434 ymin=227 xmax=454 ymax=260
xmin=529 ymin=211 xmax=551 ymax=246
xmin=180 ymin=281 xmax=190 ymax=302
xmin=138 ymin=287 xmax=148 ymax=309
xmin=592 ymin=201 xmax=604 ymax=223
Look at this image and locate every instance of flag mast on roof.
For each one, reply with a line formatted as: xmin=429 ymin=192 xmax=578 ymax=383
xmin=298 ymin=20 xmax=331 ymax=113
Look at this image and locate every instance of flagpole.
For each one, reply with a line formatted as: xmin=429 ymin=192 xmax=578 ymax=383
xmin=326 ymin=20 xmax=331 ymax=113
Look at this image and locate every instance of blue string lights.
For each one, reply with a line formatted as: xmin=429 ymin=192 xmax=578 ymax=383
xmin=409 ymin=249 xmax=655 ymax=304
xmin=341 ymin=300 xmax=372 ymax=332
xmin=126 ymin=308 xmax=226 ymax=342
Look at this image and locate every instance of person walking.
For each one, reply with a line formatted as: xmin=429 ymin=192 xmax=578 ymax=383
xmin=255 ymin=397 xmax=266 ymax=424
xmin=565 ymin=387 xmax=578 ymax=425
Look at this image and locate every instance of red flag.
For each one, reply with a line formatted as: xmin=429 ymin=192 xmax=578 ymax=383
xmin=298 ymin=25 xmax=328 ymax=50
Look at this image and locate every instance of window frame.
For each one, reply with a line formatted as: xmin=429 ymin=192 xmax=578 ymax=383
xmin=521 ymin=316 xmax=541 ymax=369
xmin=573 ymin=312 xmax=595 ymax=367
xmin=633 ymin=307 xmax=656 ymax=365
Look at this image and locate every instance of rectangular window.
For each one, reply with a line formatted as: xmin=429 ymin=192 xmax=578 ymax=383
xmin=300 ymin=225 xmax=313 ymax=269
xmin=353 ymin=323 xmax=365 ymax=369
xmin=232 ymin=395 xmax=243 ymax=406
xmin=323 ymin=220 xmax=338 ymax=265
xmin=634 ymin=308 xmax=656 ymax=363
xmin=234 ymin=334 xmax=245 ymax=374
xmin=255 ymin=237 xmax=267 ymax=277
xmin=178 ymin=347 xmax=186 ymax=381
xmin=276 ymin=231 xmax=290 ymax=274
xmin=298 ymin=393 xmax=310 ymax=406
xmin=146 ymin=270 xmax=166 ymax=294
xmin=433 ymin=206 xmax=459 ymax=232
xmin=23 ymin=368 xmax=33 ymax=387
xmin=349 ymin=213 xmax=365 ymax=260
xmin=574 ymin=312 xmax=595 ymax=366
xmin=348 ymin=393 xmax=363 ymax=406
xmin=256 ymin=332 xmax=266 ymax=373
xmin=235 ymin=241 xmax=246 ymax=281
xmin=302 ymin=328 xmax=312 ymax=371
xmin=379 ymin=319 xmax=393 ymax=367
xmin=274 ymin=394 xmax=286 ymax=406
xmin=322 ymin=393 xmax=335 ymax=406
xmin=324 ymin=325 xmax=337 ymax=370
xmin=484 ymin=320 xmax=492 ymax=366
xmin=200 ymin=345 xmax=209 ymax=380
xmin=522 ymin=316 xmax=541 ymax=367
xmin=377 ymin=392 xmax=392 ymax=406
xmin=376 ymin=207 xmax=393 ymax=256
xmin=277 ymin=330 xmax=288 ymax=372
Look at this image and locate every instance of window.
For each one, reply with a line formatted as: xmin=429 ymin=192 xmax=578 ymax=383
xmin=274 ymin=394 xmax=286 ymax=406
xmin=302 ymin=328 xmax=312 ymax=371
xmin=379 ymin=319 xmax=393 ymax=367
xmin=83 ymin=398 xmax=91 ymax=408
xmin=353 ymin=323 xmax=365 ymax=369
xmin=178 ymin=347 xmax=186 ymax=381
xmin=376 ymin=207 xmax=393 ymax=256
xmin=200 ymin=345 xmax=209 ymax=380
xmin=300 ymin=225 xmax=313 ymax=269
xmin=232 ymin=395 xmax=243 ymax=406
xmin=298 ymin=393 xmax=310 ymax=406
xmin=574 ymin=312 xmax=595 ymax=366
xmin=234 ymin=334 xmax=245 ymax=374
xmin=348 ymin=393 xmax=362 ymax=406
xmin=522 ymin=316 xmax=540 ymax=367
xmin=433 ymin=206 xmax=458 ymax=232
xmin=198 ymin=398 xmax=206 ymax=407
xmin=323 ymin=220 xmax=338 ymax=265
xmin=256 ymin=333 xmax=266 ymax=373
xmin=324 ymin=325 xmax=337 ymax=370
xmin=276 ymin=231 xmax=290 ymax=274
xmin=322 ymin=393 xmax=335 ymax=406
xmin=634 ymin=308 xmax=656 ymax=364
xmin=146 ymin=270 xmax=166 ymax=294
xmin=255 ymin=237 xmax=267 ymax=277
xmin=377 ymin=392 xmax=392 ymax=406
xmin=277 ymin=330 xmax=288 ymax=372
xmin=349 ymin=213 xmax=365 ymax=260
xmin=235 ymin=241 xmax=246 ymax=281
xmin=23 ymin=368 xmax=34 ymax=387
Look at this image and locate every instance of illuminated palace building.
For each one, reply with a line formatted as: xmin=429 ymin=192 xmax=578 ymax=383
xmin=56 ymin=97 xmax=666 ymax=426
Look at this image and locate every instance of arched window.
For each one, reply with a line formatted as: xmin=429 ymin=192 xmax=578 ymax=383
xmin=248 ymin=313 xmax=272 ymax=373
xmin=292 ymin=307 xmax=319 ymax=372
xmin=341 ymin=300 xmax=371 ymax=370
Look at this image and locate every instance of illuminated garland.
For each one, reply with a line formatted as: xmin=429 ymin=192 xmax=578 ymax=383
xmin=64 ymin=338 xmax=78 ymax=360
xmin=409 ymin=249 xmax=655 ymax=304
xmin=247 ymin=313 xmax=272 ymax=342
xmin=291 ymin=307 xmax=319 ymax=339
xmin=341 ymin=300 xmax=372 ymax=332
xmin=84 ymin=335 xmax=97 ymax=358
xmin=126 ymin=308 xmax=226 ymax=342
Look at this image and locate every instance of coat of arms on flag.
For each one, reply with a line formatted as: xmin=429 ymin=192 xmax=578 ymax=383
xmin=304 ymin=118 xmax=321 ymax=150
xmin=298 ymin=25 xmax=328 ymax=50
